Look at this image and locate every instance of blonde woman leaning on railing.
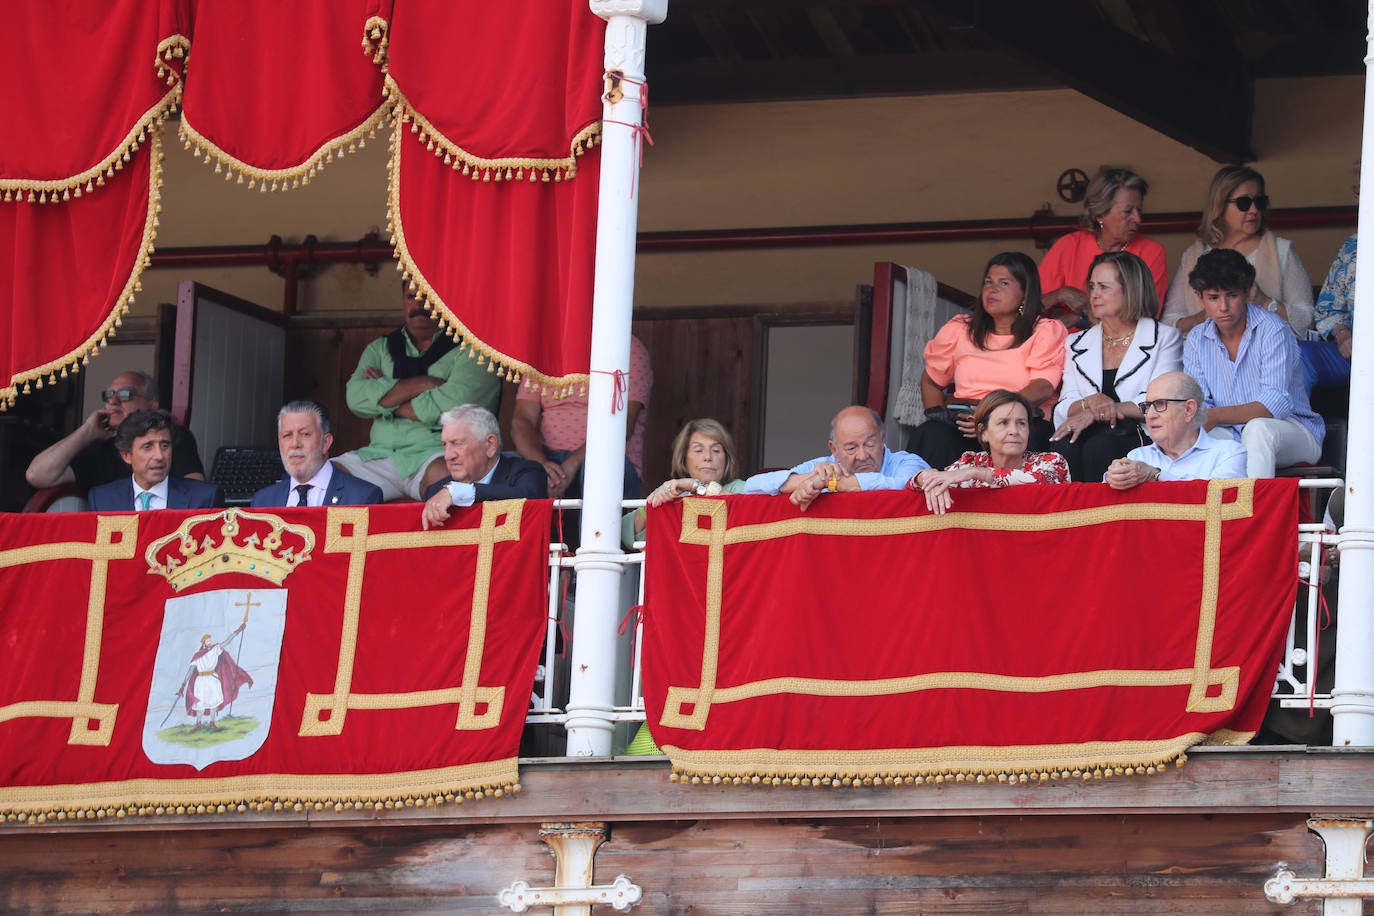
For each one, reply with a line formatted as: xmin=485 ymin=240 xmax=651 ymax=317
xmin=621 ymin=418 xmax=745 ymax=548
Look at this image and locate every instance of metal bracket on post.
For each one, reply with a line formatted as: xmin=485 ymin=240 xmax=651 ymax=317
xmin=497 ymin=822 xmax=643 ymax=914
xmin=1265 ymin=818 xmax=1374 ymax=913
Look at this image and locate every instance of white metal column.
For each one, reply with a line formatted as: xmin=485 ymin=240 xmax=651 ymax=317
xmin=564 ymin=0 xmax=668 ymax=757
xmin=1332 ymin=1 xmax=1374 ymax=747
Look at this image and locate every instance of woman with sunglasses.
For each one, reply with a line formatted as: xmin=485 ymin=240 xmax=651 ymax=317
xmin=1162 ymin=165 xmax=1314 ymax=337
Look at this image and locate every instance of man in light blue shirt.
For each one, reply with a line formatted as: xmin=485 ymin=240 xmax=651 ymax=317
xmin=1181 ymin=249 xmax=1323 ymax=478
xmin=1105 ymin=372 xmax=1246 ymax=489
xmin=743 ymin=406 xmax=929 ymax=510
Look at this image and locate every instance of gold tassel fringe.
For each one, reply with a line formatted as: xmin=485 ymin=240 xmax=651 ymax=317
xmin=1 ymin=129 xmax=169 ymax=411
xmin=384 ymin=107 xmax=589 ymax=398
xmin=0 ymin=778 xmax=520 ymax=826
xmin=178 ymin=99 xmax=390 ymax=191
xmin=385 ymin=77 xmax=599 ymax=185
xmin=0 ymin=71 xmax=182 ymax=202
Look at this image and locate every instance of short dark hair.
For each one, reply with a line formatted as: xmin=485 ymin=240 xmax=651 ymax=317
xmin=279 ymin=399 xmax=330 ymax=435
xmin=1188 ymin=247 xmax=1256 ymax=294
xmin=115 ymin=409 xmax=174 ymax=453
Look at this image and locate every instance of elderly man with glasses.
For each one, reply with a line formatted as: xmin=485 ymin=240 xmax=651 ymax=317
xmin=1105 ymin=371 xmax=1246 ymax=489
xmin=25 ymin=369 xmax=205 ymax=493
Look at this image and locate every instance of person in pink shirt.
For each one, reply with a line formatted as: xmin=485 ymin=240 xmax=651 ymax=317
xmin=512 ymin=335 xmax=653 ymax=502
xmin=1038 ymin=168 xmax=1169 ymax=327
xmin=908 ymin=251 xmax=1067 ymax=470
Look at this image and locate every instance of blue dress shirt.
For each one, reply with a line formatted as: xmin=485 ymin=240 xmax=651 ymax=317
xmin=1183 ymin=304 xmax=1324 ymax=446
xmin=1121 ymin=432 xmax=1248 ymax=481
xmin=743 ymin=447 xmax=930 ymax=495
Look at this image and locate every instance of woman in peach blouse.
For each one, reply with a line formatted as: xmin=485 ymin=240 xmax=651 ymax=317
xmin=907 ymin=251 xmax=1068 ymax=469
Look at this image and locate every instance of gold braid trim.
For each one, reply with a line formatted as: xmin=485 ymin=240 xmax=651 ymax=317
xmin=0 ymin=130 xmax=167 ymax=412
xmin=0 ymin=759 xmax=520 ymax=826
xmin=178 ymin=101 xmax=390 ymax=193
xmin=384 ymin=107 xmax=590 ymax=397
xmin=661 ymin=731 xmax=1256 ymax=788
xmin=385 ymin=76 xmax=601 ymax=184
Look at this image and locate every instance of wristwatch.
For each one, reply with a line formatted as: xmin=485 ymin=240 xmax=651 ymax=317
xmin=1265 ymin=301 xmax=1279 ymax=313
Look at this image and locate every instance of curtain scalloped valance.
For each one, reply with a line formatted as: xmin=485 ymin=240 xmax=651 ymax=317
xmin=1 ymin=0 xmax=606 ymax=408
xmin=177 ymin=0 xmax=388 ymax=188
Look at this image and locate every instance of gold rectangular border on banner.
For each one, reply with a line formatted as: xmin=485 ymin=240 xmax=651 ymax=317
xmin=0 ymin=515 xmax=138 ymax=746
xmin=300 ymin=500 xmax=524 ymax=736
xmin=661 ymin=479 xmax=1252 ymax=731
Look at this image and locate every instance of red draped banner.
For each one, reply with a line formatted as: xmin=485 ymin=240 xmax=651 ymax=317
xmin=0 ymin=501 xmax=549 ymax=823
xmin=2 ymin=0 xmax=605 ymax=408
xmin=642 ymin=481 xmax=1298 ymax=786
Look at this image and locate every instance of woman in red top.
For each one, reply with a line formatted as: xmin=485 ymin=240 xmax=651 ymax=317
xmin=1038 ymin=167 xmax=1169 ymax=326
xmin=908 ymin=389 xmax=1070 ymax=515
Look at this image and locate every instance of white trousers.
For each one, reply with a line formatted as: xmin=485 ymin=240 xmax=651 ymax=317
xmin=1209 ymin=418 xmax=1320 ymax=478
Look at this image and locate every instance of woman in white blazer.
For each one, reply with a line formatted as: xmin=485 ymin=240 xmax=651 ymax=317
xmin=1050 ymin=251 xmax=1183 ymax=483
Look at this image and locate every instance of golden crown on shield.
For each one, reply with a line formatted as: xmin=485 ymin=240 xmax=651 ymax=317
xmin=145 ymin=508 xmax=316 ymax=591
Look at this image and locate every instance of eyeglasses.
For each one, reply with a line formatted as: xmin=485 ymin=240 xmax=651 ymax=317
xmin=100 ymin=387 xmax=140 ymax=403
xmin=1137 ymin=398 xmax=1191 ymax=414
xmin=1227 ymin=194 xmax=1270 ymax=212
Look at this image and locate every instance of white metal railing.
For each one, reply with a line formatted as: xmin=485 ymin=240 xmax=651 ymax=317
xmin=526 ymin=499 xmax=649 ymax=733
xmin=1273 ymin=478 xmax=1344 ymax=710
xmin=527 ymin=484 xmax=1345 ymax=746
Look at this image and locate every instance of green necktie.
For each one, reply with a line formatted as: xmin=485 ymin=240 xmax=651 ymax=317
xmin=137 ymin=491 xmax=153 ymax=511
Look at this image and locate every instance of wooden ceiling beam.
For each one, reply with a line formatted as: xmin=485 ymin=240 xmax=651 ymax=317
xmin=916 ymin=0 xmax=1255 ymax=162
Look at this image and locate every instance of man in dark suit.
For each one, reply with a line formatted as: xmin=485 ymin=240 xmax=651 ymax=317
xmin=251 ymin=401 xmax=383 ymax=508
xmin=420 ymin=404 xmax=547 ymax=529
xmin=88 ymin=410 xmax=223 ymax=512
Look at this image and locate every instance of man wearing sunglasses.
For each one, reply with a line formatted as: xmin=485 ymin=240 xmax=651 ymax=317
xmin=25 ymin=369 xmax=205 ymax=494
xmin=1105 ymin=372 xmax=1246 ymax=489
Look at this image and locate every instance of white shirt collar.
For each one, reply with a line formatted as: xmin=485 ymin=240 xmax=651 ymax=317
xmin=291 ymin=462 xmax=335 ymax=507
xmin=135 ymin=476 xmax=170 ymax=510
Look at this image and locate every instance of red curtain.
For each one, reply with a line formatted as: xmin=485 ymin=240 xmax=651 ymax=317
xmin=0 ymin=0 xmax=183 ymax=408
xmin=0 ymin=501 xmax=550 ymax=822
xmin=642 ymin=482 xmax=1298 ymax=785
xmin=385 ymin=0 xmax=606 ymax=388
xmin=177 ymin=0 xmax=387 ymax=185
xmin=1 ymin=0 xmax=606 ymax=409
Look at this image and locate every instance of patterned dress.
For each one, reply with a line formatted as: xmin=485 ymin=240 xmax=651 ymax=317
xmin=945 ymin=451 xmax=1071 ymax=487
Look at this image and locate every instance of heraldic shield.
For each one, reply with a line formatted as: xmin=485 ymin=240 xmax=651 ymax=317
xmin=142 ymin=588 xmax=287 ymax=770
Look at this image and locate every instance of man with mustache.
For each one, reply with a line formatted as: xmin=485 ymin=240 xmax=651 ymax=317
xmin=251 ymin=401 xmax=382 ymax=507
xmin=743 ymin=405 xmax=930 ymax=511
xmin=335 ymin=285 xmax=501 ymax=501
xmin=87 ymin=410 xmax=223 ymax=511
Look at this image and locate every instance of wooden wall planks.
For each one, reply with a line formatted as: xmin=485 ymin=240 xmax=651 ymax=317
xmin=0 ymin=814 xmax=1325 ymax=914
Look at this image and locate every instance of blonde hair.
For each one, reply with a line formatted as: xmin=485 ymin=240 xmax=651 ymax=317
xmin=669 ymin=419 xmax=740 ymax=482
xmin=1087 ymin=251 xmax=1159 ymax=322
xmin=1080 ymin=167 xmax=1149 ymax=232
xmin=1198 ymin=165 xmax=1267 ymax=247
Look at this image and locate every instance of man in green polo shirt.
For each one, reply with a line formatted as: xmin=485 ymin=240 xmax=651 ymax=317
xmin=334 ymin=285 xmax=501 ymax=501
